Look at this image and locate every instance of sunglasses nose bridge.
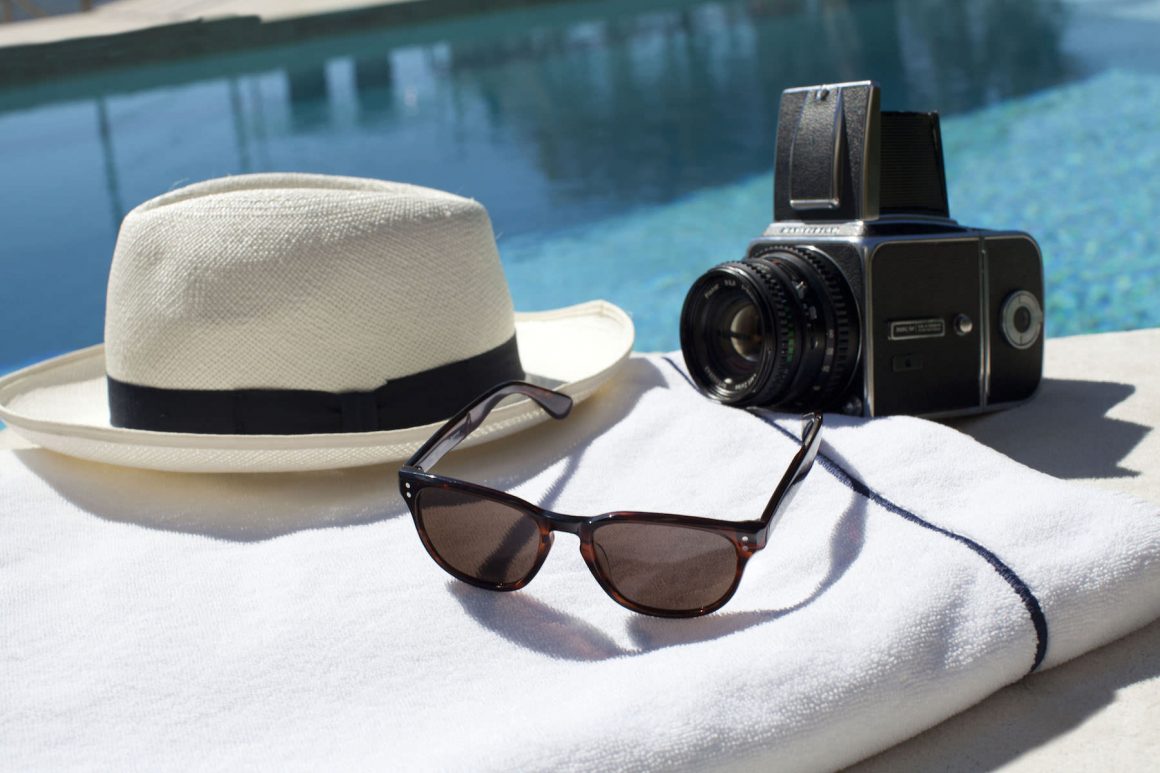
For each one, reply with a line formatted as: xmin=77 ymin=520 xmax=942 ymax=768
xmin=538 ymin=509 xmax=587 ymax=536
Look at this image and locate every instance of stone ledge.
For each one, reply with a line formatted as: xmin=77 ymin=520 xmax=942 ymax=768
xmin=0 ymin=0 xmax=560 ymax=87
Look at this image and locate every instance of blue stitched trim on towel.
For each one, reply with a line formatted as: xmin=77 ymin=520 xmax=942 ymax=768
xmin=660 ymin=355 xmax=1049 ymax=674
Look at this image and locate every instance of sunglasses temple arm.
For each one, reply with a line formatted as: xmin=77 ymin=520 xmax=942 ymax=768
xmin=756 ymin=412 xmax=823 ymax=539
xmin=405 ymin=380 xmax=573 ymax=471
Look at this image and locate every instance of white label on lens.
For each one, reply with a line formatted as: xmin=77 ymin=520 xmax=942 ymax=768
xmin=888 ymin=318 xmax=946 ymax=341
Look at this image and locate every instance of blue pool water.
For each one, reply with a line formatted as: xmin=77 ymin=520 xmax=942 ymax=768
xmin=1 ymin=0 xmax=1159 ymax=368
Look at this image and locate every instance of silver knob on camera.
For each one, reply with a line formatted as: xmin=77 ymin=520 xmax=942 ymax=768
xmin=1000 ymin=291 xmax=1043 ymax=349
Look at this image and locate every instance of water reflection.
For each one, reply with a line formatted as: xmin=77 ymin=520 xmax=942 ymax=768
xmin=353 ymin=56 xmax=395 ymax=122
xmin=93 ymin=97 xmax=125 ymax=225
xmin=71 ymin=0 xmax=1074 ymax=234
xmin=286 ymin=66 xmax=332 ymax=130
xmin=0 ymin=0 xmax=1142 ymax=370
xmin=227 ymin=78 xmax=252 ymax=172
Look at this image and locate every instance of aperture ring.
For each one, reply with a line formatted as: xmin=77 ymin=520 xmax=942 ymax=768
xmin=794 ymin=249 xmax=859 ymax=406
xmin=749 ymin=245 xmax=860 ymax=410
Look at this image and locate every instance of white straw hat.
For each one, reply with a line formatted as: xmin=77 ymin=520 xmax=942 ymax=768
xmin=0 ymin=174 xmax=634 ymax=473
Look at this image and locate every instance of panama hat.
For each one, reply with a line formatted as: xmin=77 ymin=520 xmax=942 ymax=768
xmin=0 ymin=174 xmax=634 ymax=473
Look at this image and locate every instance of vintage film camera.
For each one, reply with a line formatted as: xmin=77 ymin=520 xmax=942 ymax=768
xmin=680 ymin=81 xmax=1044 ymax=417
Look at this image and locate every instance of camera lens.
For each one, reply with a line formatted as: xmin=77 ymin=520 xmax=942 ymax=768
xmin=679 ymin=248 xmax=860 ymax=410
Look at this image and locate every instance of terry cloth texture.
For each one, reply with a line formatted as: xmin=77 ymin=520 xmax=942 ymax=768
xmin=2 ymin=354 xmax=1158 ymax=771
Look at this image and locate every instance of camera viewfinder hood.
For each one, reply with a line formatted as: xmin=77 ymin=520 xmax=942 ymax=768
xmin=774 ymin=81 xmax=950 ymax=223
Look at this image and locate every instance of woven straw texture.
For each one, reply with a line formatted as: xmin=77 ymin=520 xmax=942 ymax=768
xmin=104 ymin=174 xmax=516 ymax=391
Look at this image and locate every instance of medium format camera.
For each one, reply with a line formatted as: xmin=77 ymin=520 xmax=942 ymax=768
xmin=680 ymin=81 xmax=1044 ymax=417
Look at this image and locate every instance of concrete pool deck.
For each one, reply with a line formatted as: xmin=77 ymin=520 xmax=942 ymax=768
xmin=0 ymin=0 xmax=546 ymax=47
xmin=0 ymin=0 xmax=674 ymax=87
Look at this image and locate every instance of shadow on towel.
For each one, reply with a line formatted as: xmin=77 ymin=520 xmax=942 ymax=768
xmin=451 ymin=442 xmax=869 ymax=658
xmin=851 ymin=615 xmax=1160 ymax=772
xmin=10 ymin=359 xmax=671 ymax=541
xmin=14 ymin=448 xmax=410 ymax=540
xmin=948 ymin=378 xmax=1147 ymax=480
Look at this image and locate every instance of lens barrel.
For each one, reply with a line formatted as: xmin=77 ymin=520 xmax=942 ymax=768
xmin=679 ymin=248 xmax=859 ymax=411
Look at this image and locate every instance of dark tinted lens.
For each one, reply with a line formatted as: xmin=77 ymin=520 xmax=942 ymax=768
xmin=592 ymin=522 xmax=740 ymax=612
xmin=416 ymin=487 xmax=542 ymax=585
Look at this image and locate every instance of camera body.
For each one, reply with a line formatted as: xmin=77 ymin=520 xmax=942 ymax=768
xmin=680 ymin=81 xmax=1044 ymax=417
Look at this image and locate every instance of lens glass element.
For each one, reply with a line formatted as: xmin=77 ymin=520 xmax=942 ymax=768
xmin=705 ymin=292 xmax=766 ymax=385
xmin=417 ymin=487 xmax=542 ymax=585
xmin=727 ymin=302 xmax=763 ymax=362
xmin=592 ymin=522 xmax=739 ymax=612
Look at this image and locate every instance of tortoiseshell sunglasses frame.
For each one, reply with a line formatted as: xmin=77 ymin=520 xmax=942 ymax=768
xmin=399 ymin=381 xmax=822 ymax=617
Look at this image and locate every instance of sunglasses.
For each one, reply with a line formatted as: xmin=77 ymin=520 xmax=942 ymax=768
xmin=399 ymin=381 xmax=822 ymax=617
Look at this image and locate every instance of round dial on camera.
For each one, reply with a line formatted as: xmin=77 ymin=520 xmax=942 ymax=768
xmin=999 ymin=291 xmax=1043 ymax=349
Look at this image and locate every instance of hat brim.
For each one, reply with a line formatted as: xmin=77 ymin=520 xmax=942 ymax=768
xmin=0 ymin=301 xmax=634 ymax=473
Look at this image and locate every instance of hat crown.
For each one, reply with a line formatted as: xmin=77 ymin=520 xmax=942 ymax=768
xmin=104 ymin=174 xmax=517 ymax=392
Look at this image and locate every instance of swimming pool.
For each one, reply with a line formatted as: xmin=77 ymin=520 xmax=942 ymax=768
xmin=1 ymin=0 xmax=1158 ymax=370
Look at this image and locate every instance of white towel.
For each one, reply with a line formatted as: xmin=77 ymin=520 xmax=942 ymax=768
xmin=2 ymin=354 xmax=1158 ymax=772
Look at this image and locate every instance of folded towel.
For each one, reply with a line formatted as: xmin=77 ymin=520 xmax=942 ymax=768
xmin=2 ymin=354 xmax=1158 ymax=771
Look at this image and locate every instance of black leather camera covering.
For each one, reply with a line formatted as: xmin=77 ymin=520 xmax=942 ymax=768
xmin=774 ymin=82 xmax=880 ymax=222
xmin=878 ymin=112 xmax=949 ymax=218
xmin=869 ymin=239 xmax=982 ymax=415
xmin=986 ymin=235 xmax=1045 ymax=404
